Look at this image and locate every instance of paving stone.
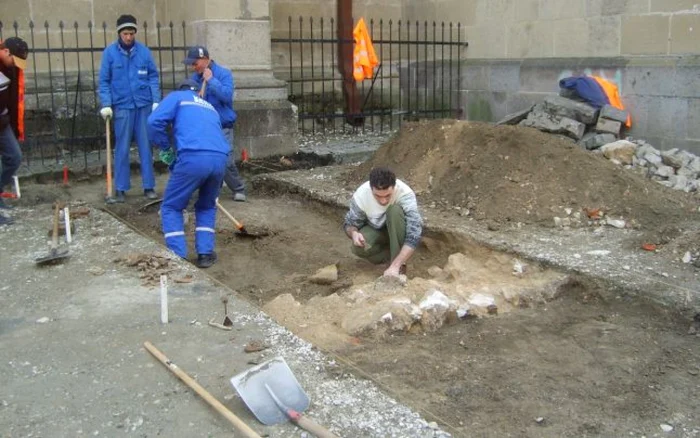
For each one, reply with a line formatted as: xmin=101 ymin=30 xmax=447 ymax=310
xmin=595 ymin=117 xmax=622 ymax=136
xmin=600 ymin=104 xmax=629 ymax=124
xmin=542 ymin=95 xmax=599 ymax=125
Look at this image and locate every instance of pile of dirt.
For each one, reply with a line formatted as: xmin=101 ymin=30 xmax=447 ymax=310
xmin=347 ymin=120 xmax=698 ymax=229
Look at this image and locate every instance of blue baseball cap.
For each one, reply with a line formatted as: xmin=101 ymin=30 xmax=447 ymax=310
xmin=182 ymin=46 xmax=209 ymax=64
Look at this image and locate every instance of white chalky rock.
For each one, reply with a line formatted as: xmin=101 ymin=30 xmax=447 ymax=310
xmin=660 ymin=423 xmax=674 ymax=433
xmin=606 ymin=219 xmax=626 ymax=229
xmin=36 ymin=317 xmax=50 ymax=324
xmin=682 ymin=252 xmax=692 ymax=264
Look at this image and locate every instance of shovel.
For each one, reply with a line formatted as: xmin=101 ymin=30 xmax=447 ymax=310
xmin=104 ymin=116 xmax=118 ymax=204
xmin=35 ymin=203 xmax=71 ymax=265
xmin=230 ymin=357 xmax=340 ymax=438
xmin=216 ymin=199 xmax=268 ymax=238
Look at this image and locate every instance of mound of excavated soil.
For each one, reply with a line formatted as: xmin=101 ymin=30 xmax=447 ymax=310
xmin=348 ymin=120 xmax=698 ymax=229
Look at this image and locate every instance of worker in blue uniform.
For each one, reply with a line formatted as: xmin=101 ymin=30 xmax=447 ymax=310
xmin=99 ymin=14 xmax=161 ymax=203
xmin=183 ymin=46 xmax=247 ymax=202
xmin=146 ymin=79 xmax=229 ymax=268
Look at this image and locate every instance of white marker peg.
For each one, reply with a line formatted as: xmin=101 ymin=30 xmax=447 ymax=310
xmin=64 ymin=206 xmax=72 ymax=243
xmin=12 ymin=175 xmax=20 ymax=198
xmin=160 ymin=275 xmax=169 ymax=324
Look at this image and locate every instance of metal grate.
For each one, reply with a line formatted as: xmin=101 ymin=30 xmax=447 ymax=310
xmin=271 ymin=17 xmax=468 ymax=135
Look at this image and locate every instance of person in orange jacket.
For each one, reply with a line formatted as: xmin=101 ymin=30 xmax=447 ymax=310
xmin=0 ymin=37 xmax=28 ymax=224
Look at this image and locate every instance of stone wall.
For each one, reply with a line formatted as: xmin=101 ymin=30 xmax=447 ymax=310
xmin=270 ymin=0 xmax=700 ymax=58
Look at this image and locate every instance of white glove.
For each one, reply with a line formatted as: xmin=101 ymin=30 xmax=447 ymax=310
xmin=152 ymin=102 xmax=159 ymax=111
xmin=99 ymin=107 xmax=113 ymax=120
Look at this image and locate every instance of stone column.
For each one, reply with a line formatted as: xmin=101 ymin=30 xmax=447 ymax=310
xmin=186 ymin=0 xmax=297 ymax=158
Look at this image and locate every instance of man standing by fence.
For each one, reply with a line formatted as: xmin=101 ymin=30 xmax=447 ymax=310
xmin=184 ymin=46 xmax=247 ymax=202
xmin=99 ymin=14 xmax=161 ymax=204
xmin=0 ymin=37 xmax=28 ymax=225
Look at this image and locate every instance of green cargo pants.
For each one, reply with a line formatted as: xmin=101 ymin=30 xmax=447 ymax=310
xmin=351 ymin=204 xmax=406 ymax=264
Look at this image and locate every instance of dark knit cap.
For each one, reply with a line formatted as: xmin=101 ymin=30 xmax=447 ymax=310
xmin=116 ymin=14 xmax=138 ymax=33
xmin=178 ymin=78 xmax=200 ymax=92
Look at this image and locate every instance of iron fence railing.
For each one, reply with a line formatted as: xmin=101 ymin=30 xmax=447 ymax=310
xmin=271 ymin=17 xmax=467 ymax=135
xmin=0 ymin=20 xmax=189 ymax=169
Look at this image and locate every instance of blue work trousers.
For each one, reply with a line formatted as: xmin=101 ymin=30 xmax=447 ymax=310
xmin=222 ymin=127 xmax=245 ymax=194
xmin=0 ymin=124 xmax=21 ymax=192
xmin=161 ymin=152 xmax=227 ymax=258
xmin=113 ymin=106 xmax=155 ymax=192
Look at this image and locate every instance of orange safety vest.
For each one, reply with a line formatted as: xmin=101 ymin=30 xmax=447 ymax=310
xmin=352 ymin=18 xmax=379 ymax=81
xmin=590 ymin=75 xmax=631 ymax=128
xmin=17 ymin=68 xmax=25 ymax=141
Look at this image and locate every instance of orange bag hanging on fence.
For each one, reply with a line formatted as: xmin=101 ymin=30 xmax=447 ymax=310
xmin=352 ymin=18 xmax=379 ymax=81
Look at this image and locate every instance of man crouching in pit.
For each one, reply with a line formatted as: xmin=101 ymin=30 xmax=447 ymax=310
xmin=344 ymin=167 xmax=423 ymax=277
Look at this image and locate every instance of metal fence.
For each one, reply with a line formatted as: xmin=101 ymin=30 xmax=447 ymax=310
xmin=0 ymin=20 xmax=190 ymax=168
xmin=271 ymin=17 xmax=468 ymax=135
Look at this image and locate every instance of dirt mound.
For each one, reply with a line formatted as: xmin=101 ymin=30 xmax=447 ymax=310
xmin=348 ymin=120 xmax=698 ymax=229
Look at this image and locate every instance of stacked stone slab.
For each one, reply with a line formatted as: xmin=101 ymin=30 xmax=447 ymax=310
xmin=498 ymin=95 xmax=631 ymax=151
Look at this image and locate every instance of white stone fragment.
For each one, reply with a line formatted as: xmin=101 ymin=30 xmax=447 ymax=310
xmin=660 ymin=423 xmax=674 ymax=433
xmin=682 ymin=252 xmax=692 ymax=264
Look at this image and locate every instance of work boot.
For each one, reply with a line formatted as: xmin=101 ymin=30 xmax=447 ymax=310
xmin=233 ymin=192 xmax=246 ymax=202
xmin=0 ymin=196 xmax=14 ymax=210
xmin=0 ymin=214 xmax=14 ymax=226
xmin=112 ymin=191 xmax=125 ymax=203
xmin=196 ymin=252 xmax=217 ymax=269
xmin=144 ymin=189 xmax=158 ymax=200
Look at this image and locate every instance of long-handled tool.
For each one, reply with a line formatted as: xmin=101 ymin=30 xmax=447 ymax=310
xmin=144 ymin=341 xmax=261 ymax=438
xmin=104 ymin=116 xmax=116 ymax=204
xmin=221 ymin=295 xmax=234 ymax=326
xmin=231 ymin=357 xmax=340 ymax=438
xmin=215 ymin=199 xmax=249 ymax=234
xmin=35 ymin=203 xmax=71 ymax=265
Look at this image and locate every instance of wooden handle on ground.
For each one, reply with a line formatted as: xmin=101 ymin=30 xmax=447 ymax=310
xmin=51 ymin=203 xmax=60 ymax=249
xmin=295 ymin=415 xmax=341 ymax=438
xmin=105 ymin=117 xmax=113 ymax=198
xmin=143 ymin=341 xmax=261 ymax=438
xmin=215 ymin=199 xmax=245 ymax=231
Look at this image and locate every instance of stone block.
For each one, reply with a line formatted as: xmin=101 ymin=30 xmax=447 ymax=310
xmin=595 ymin=117 xmax=622 ymax=135
xmin=585 ymin=0 xmax=649 ymax=16
xmin=579 ymin=132 xmax=617 ymax=150
xmin=543 ymin=95 xmax=599 ymax=124
xmin=650 ymin=0 xmax=699 ymax=12
xmin=621 ymin=15 xmax=670 ymax=55
xmin=496 ymin=106 xmax=533 ymax=125
xmin=507 ymin=21 xmax=555 ymax=58
xmin=601 ymin=140 xmax=637 ymax=164
xmin=600 ymin=105 xmax=629 ymax=124
xmin=519 ymin=110 xmax=586 ymax=140
xmin=670 ymin=14 xmax=700 ymax=54
xmin=488 ymin=64 xmax=521 ymax=92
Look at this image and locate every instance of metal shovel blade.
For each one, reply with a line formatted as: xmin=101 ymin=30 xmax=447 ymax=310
xmin=230 ymin=357 xmax=309 ymax=425
xmin=35 ymin=247 xmax=71 ymax=265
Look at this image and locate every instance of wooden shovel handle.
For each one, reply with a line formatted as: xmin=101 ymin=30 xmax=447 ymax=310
xmin=105 ymin=117 xmax=113 ymax=198
xmin=143 ymin=342 xmax=261 ymax=438
xmin=295 ymin=415 xmax=341 ymax=438
xmin=215 ymin=199 xmax=245 ymax=231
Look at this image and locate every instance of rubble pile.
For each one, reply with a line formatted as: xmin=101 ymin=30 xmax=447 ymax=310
xmin=499 ymin=96 xmax=700 ymax=193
